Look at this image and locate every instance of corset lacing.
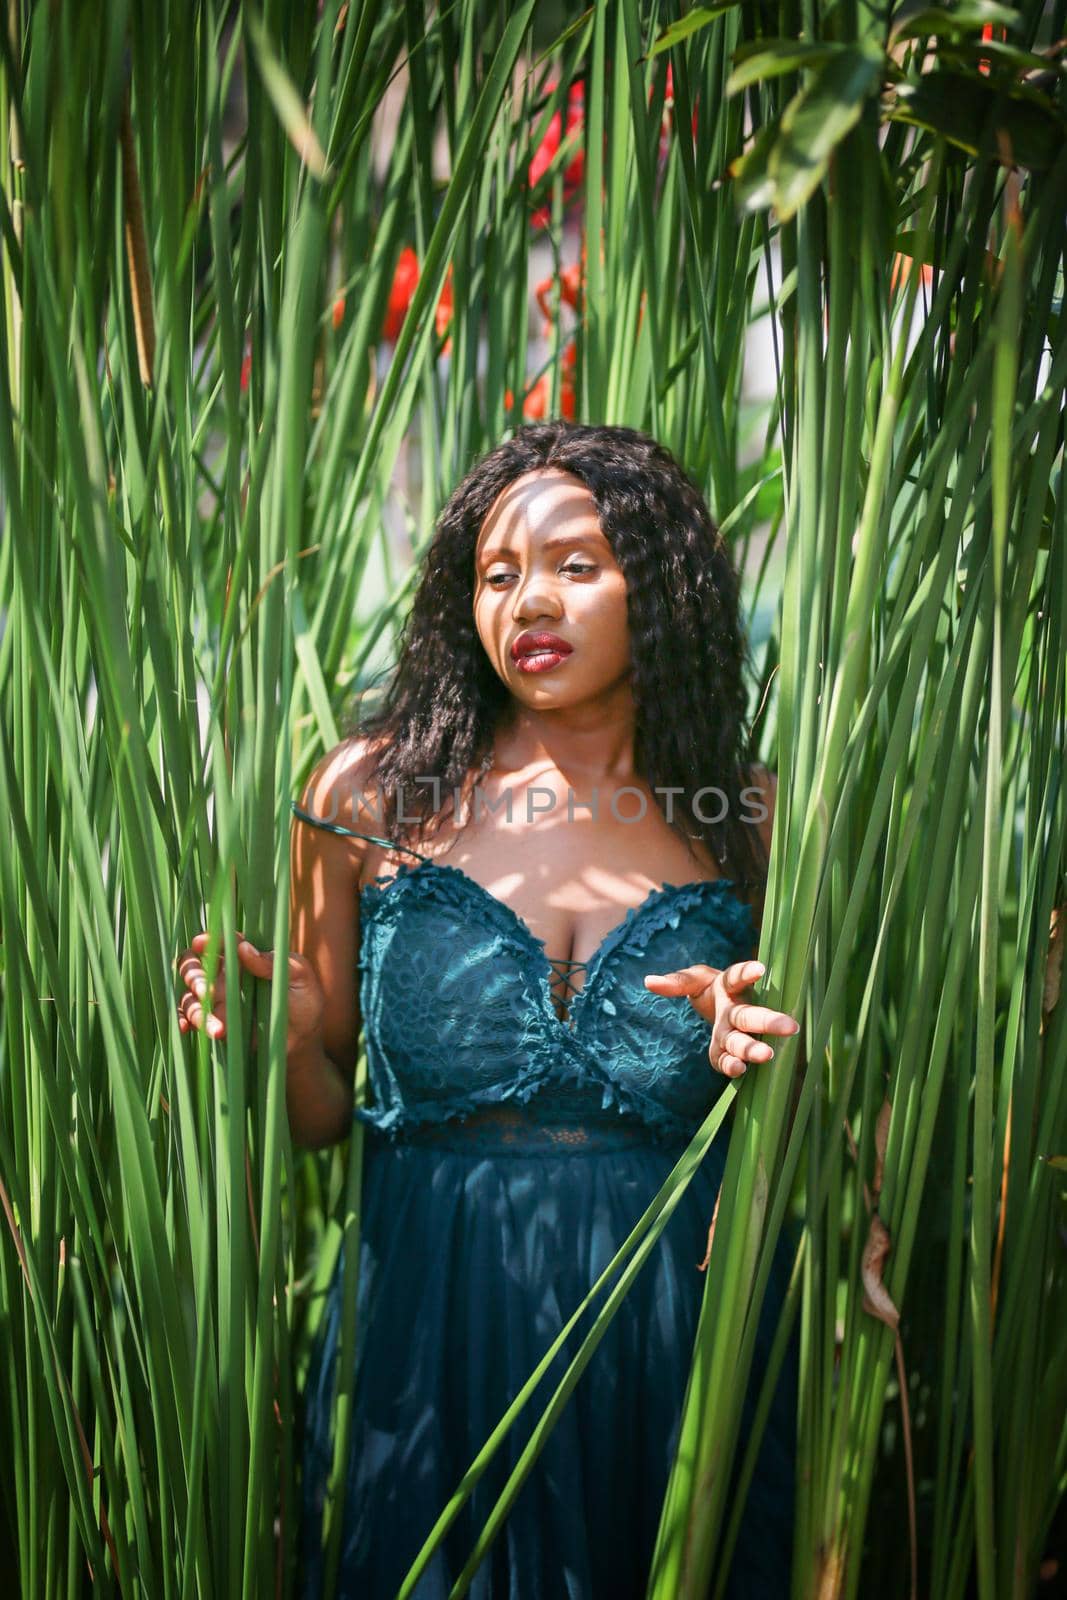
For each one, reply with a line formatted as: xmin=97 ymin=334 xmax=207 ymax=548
xmin=545 ymin=955 xmax=589 ymax=1025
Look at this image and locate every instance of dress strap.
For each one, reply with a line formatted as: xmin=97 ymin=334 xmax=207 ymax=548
xmin=289 ymin=801 xmax=434 ymax=864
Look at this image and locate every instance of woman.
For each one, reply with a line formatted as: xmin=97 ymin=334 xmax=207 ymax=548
xmin=177 ymin=422 xmax=801 ymax=1598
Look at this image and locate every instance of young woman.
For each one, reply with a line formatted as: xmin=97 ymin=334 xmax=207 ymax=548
xmin=177 ymin=421 xmax=801 ymax=1598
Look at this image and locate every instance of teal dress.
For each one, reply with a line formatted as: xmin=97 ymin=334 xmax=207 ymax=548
xmin=291 ymin=803 xmax=798 ymax=1598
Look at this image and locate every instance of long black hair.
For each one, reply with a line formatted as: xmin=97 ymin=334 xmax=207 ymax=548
xmin=346 ymin=421 xmax=769 ymax=890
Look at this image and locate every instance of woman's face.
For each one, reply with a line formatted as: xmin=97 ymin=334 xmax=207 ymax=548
xmin=473 ymin=469 xmax=632 ymax=712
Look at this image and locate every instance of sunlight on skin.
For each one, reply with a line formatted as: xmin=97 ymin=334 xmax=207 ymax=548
xmin=473 ymin=467 xmax=635 ymax=764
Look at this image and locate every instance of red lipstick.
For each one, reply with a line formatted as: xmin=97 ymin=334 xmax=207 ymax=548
xmin=510 ymin=631 xmax=573 ymax=674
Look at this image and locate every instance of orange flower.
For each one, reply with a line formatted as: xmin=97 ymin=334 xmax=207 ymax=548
xmin=890 ymin=252 xmax=934 ymax=292
xmin=435 ymin=263 xmax=454 ymax=356
xmin=505 ymin=339 xmax=577 ymax=420
xmin=332 ymin=293 xmax=346 ymax=332
xmin=534 ymin=257 xmax=584 ymax=334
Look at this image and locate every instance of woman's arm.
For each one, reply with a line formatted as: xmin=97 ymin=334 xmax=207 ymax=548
xmin=286 ymin=738 xmax=377 ymax=1149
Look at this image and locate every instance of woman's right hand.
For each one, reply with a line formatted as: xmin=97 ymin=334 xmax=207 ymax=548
xmin=176 ymin=931 xmax=326 ymax=1052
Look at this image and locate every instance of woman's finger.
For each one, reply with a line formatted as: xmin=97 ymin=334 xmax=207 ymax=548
xmin=712 ymin=1050 xmax=749 ymax=1078
xmin=645 ymin=966 xmax=721 ymax=1026
xmin=188 ymin=928 xmax=248 ymax=951
xmin=722 ymin=1028 xmax=775 ymax=1063
xmin=178 ymin=991 xmax=226 ymax=1039
xmin=177 ymin=949 xmax=207 ymax=994
xmin=178 ymin=991 xmax=205 ymax=1032
xmin=643 ymin=963 xmax=720 ymax=996
xmin=177 ymin=952 xmax=226 ymax=1004
xmin=235 ymin=940 xmax=275 ymax=978
xmin=184 ymin=929 xmax=250 ymax=976
xmin=727 ymin=1001 xmax=799 ymax=1037
xmin=720 ymin=959 xmax=767 ymax=993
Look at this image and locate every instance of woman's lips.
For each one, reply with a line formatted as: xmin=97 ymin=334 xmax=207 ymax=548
xmin=514 ymin=649 xmax=570 ymax=674
xmin=510 ymin=632 xmax=573 ymax=674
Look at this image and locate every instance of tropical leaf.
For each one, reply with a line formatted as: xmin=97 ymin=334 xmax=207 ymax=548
xmin=646 ymin=2 xmax=742 ymax=59
xmin=889 ymin=2 xmax=1023 ymax=43
xmin=725 ymin=40 xmax=846 ymax=97
xmin=887 ymin=70 xmax=1067 ymax=169
xmin=731 ymin=41 xmax=884 ymax=220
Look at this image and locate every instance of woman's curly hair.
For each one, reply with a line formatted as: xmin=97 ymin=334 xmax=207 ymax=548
xmin=346 ymin=421 xmax=769 ymax=891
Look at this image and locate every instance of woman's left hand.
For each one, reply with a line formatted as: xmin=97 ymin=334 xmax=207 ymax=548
xmin=643 ymin=959 xmax=800 ymax=1078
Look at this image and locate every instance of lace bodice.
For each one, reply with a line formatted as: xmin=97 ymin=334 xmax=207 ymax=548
xmin=291 ymin=802 xmax=758 ymax=1143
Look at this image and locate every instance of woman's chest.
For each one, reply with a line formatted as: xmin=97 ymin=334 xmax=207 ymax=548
xmin=365 ymin=784 xmax=727 ymax=979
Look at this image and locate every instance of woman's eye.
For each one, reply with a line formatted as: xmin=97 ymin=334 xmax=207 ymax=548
xmin=484 ymin=563 xmax=595 ymax=588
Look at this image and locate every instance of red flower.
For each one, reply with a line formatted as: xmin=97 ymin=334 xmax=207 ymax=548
xmin=978 ymin=21 xmax=1000 ymax=76
xmin=381 ymin=247 xmax=453 ymax=351
xmin=383 ymin=246 xmax=420 ymax=341
xmin=240 ymin=349 xmax=252 ymax=392
xmin=529 ymin=81 xmax=585 ymax=227
xmin=332 ymin=293 xmax=346 ymax=332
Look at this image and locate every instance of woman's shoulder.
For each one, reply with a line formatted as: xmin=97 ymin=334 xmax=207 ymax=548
xmin=294 ymin=733 xmax=394 ymax=879
xmin=740 ymin=759 xmax=776 ymax=796
xmin=300 ymin=732 xmax=391 ymax=810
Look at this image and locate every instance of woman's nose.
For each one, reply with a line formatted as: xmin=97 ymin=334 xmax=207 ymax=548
xmin=512 ymin=573 xmax=562 ymax=622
